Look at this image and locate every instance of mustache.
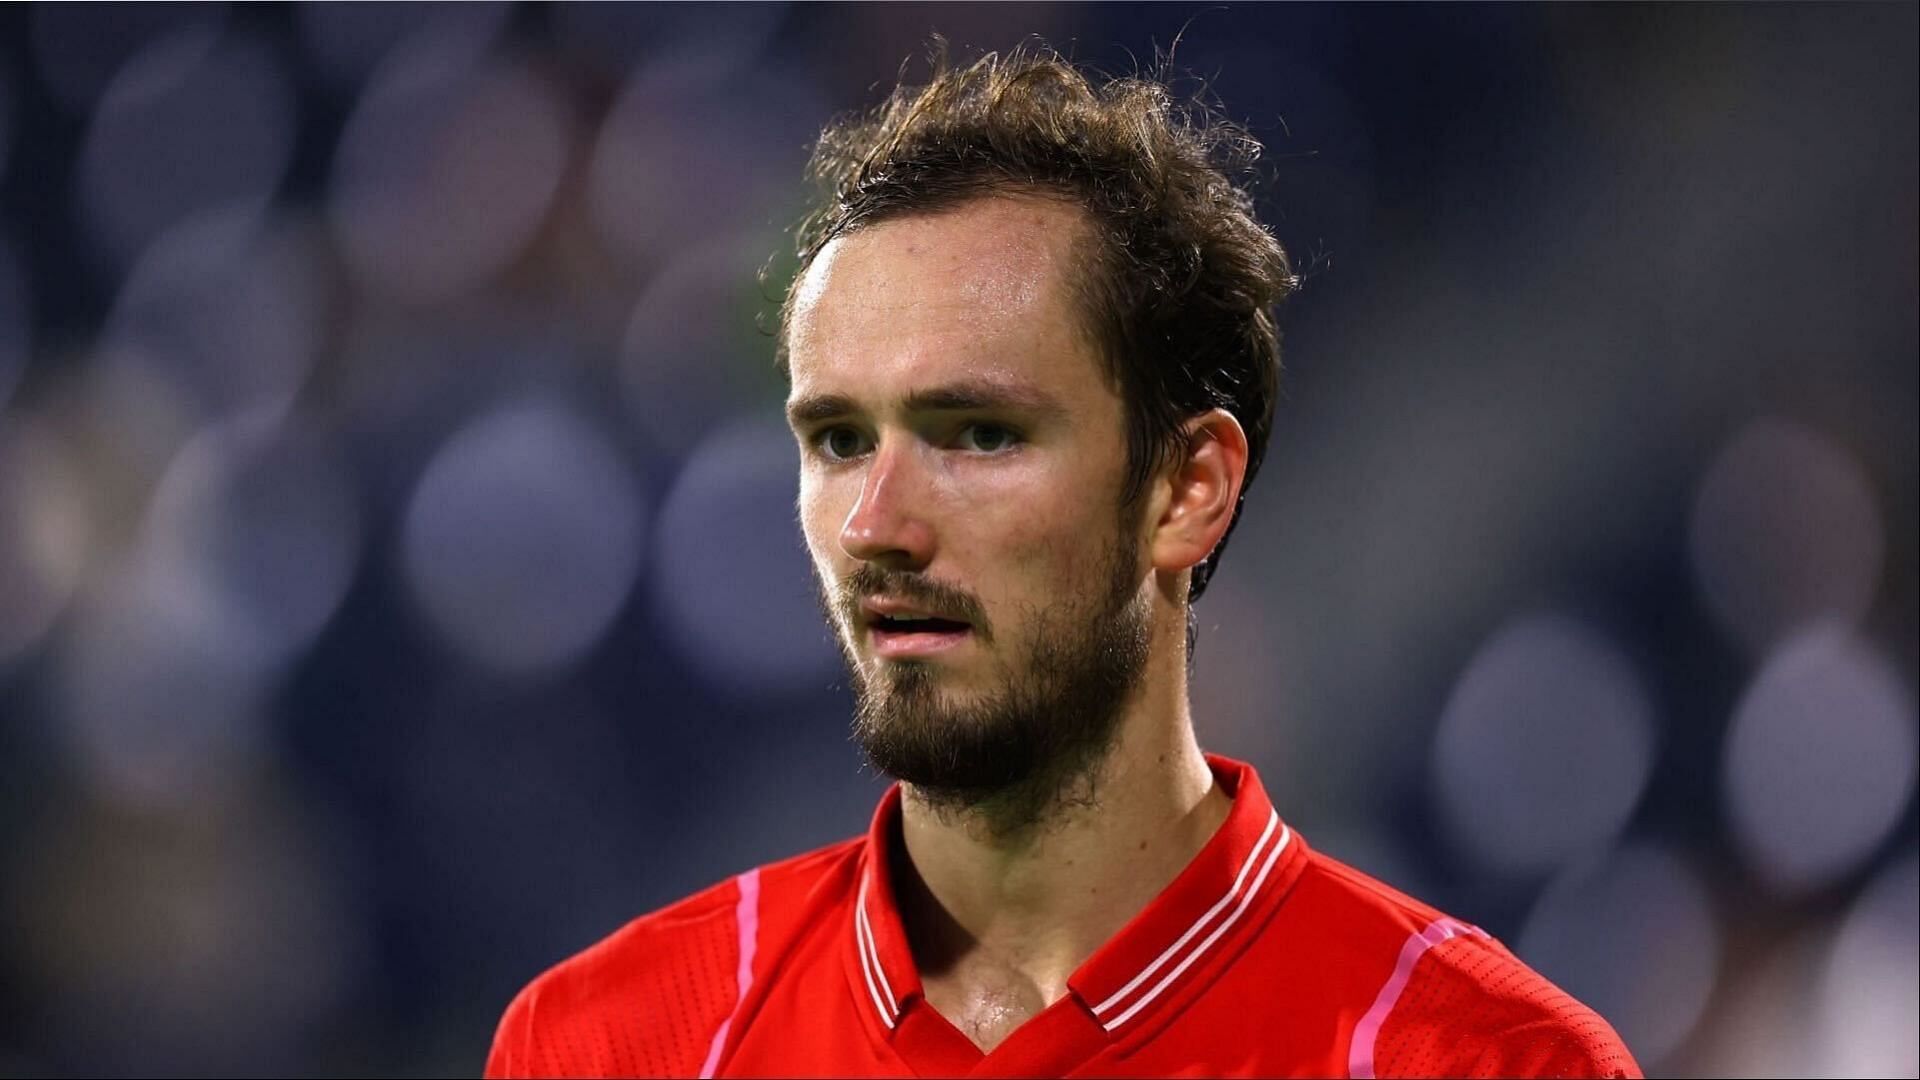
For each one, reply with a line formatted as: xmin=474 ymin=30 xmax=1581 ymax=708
xmin=839 ymin=564 xmax=993 ymax=642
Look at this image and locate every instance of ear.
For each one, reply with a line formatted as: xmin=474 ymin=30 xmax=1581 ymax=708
xmin=1148 ymin=409 xmax=1250 ymax=581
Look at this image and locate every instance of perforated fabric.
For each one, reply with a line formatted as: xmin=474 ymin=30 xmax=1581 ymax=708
xmin=486 ymin=878 xmax=741 ymax=1078
xmin=1371 ymin=933 xmax=1641 ymax=1079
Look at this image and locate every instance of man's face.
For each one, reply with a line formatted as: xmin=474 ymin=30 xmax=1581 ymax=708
xmin=785 ymin=196 xmax=1153 ymax=811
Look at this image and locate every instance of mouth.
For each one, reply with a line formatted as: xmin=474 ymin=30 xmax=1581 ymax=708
xmin=860 ymin=601 xmax=975 ymax=658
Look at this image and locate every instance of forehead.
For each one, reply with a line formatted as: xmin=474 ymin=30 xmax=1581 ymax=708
xmin=785 ymin=195 xmax=1106 ymax=403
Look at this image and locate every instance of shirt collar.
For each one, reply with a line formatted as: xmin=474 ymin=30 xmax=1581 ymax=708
xmin=848 ymin=782 xmax=918 ymax=1031
xmin=845 ymin=755 xmax=1303 ymax=1038
xmin=1067 ymin=755 xmax=1298 ymax=1033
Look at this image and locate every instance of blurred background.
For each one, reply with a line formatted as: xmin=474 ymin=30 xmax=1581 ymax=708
xmin=0 ymin=3 xmax=1913 ymax=1076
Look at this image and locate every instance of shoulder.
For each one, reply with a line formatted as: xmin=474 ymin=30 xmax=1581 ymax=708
xmin=485 ymin=837 xmax=863 ymax=1079
xmin=1295 ymin=847 xmax=1642 ymax=1079
xmin=1282 ymin=843 xmax=1455 ymax=956
xmin=1359 ymin=924 xmax=1643 ymax=1079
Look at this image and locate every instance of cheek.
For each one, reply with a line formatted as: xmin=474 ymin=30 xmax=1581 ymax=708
xmin=796 ymin=474 xmax=845 ymax=567
xmin=945 ymin=462 xmax=1117 ymax=578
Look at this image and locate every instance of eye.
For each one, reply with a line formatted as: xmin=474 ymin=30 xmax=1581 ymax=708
xmin=815 ymin=426 xmax=870 ymax=461
xmin=958 ymin=423 xmax=1020 ymax=453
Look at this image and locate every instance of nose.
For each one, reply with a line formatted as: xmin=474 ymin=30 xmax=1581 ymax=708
xmin=839 ymin=441 xmax=935 ymax=570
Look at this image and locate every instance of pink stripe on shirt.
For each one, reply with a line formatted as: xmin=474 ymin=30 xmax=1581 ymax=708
xmin=1348 ymin=916 xmax=1486 ymax=1079
xmin=698 ymin=868 xmax=762 ymax=1079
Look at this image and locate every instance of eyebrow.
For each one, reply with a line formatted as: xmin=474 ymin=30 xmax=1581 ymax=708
xmin=785 ymin=379 xmax=1069 ymax=428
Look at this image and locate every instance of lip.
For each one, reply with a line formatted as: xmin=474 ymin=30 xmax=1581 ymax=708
xmin=860 ymin=596 xmax=969 ymax=624
xmin=859 ymin=597 xmax=974 ymax=659
xmin=868 ymin=622 xmax=973 ymax=658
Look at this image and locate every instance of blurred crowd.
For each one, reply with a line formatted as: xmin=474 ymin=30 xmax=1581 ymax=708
xmin=0 ymin=4 xmax=1913 ymax=1076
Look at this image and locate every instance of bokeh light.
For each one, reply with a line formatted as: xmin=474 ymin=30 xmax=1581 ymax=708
xmin=587 ymin=67 xmax=819 ymax=273
xmin=1431 ymin=614 xmax=1657 ymax=877
xmin=647 ymin=415 xmax=839 ymax=697
xmin=1517 ymin=843 xmax=1721 ymax=1067
xmin=76 ymin=28 xmax=294 ymax=269
xmin=29 ymin=3 xmax=228 ymax=115
xmin=297 ymin=1 xmax=510 ymax=91
xmin=1688 ymin=418 xmax=1885 ymax=655
xmin=1819 ymin=853 xmax=1920 ymax=1077
xmin=51 ymin=351 xmax=204 ymax=552
xmin=329 ymin=41 xmax=572 ymax=305
xmin=1675 ymin=928 xmax=1829 ymax=1078
xmin=100 ymin=210 xmax=325 ymax=424
xmin=142 ymin=413 xmax=362 ymax=671
xmin=8 ymin=786 xmax=364 ymax=1073
xmin=54 ymin=559 xmax=273 ymax=809
xmin=401 ymin=398 xmax=646 ymax=677
xmin=1722 ymin=624 xmax=1916 ymax=894
xmin=48 ymin=411 xmax=355 ymax=808
xmin=550 ymin=1 xmax=788 ymax=87
xmin=619 ymin=237 xmax=773 ymax=452
xmin=0 ymin=422 xmax=91 ymax=664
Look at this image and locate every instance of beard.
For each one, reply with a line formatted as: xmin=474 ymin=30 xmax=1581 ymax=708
xmin=819 ymin=529 xmax=1152 ymax=834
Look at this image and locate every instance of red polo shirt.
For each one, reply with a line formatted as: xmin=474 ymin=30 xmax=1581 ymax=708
xmin=485 ymin=756 xmax=1641 ymax=1078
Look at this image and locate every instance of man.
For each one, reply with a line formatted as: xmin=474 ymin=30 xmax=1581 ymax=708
xmin=487 ymin=47 xmax=1642 ymax=1079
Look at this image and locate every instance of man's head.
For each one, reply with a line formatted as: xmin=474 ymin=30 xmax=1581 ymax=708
xmin=779 ymin=47 xmax=1295 ymax=821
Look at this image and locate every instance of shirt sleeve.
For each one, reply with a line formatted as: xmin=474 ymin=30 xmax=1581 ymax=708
xmin=476 ymin=876 xmax=752 ymax=1079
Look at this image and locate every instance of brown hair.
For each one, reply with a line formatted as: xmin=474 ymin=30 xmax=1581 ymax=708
xmin=779 ymin=42 xmax=1297 ymax=601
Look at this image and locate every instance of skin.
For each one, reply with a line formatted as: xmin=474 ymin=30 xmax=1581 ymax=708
xmin=785 ymin=194 xmax=1251 ymax=1053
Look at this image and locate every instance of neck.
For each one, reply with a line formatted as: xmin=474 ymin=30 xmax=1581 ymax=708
xmin=892 ymin=631 xmax=1230 ymax=1049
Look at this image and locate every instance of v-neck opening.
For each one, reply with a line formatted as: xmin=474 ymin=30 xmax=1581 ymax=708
xmin=842 ymin=756 xmax=1307 ymax=1076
